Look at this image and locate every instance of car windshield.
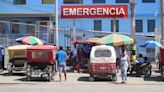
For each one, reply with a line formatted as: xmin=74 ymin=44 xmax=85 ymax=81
xmin=32 ymin=51 xmax=48 ymax=59
xmin=94 ymin=49 xmax=112 ymax=57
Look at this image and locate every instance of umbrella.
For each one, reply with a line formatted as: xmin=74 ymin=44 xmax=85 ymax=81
xmin=16 ymin=36 xmax=46 ymax=45
xmin=71 ymin=38 xmax=100 ymax=44
xmin=97 ymin=33 xmax=134 ymax=46
xmin=139 ymin=41 xmax=161 ymax=48
xmin=84 ymin=38 xmax=100 ymax=43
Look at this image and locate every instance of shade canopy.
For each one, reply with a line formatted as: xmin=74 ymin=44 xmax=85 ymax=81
xmin=16 ymin=36 xmax=46 ymax=45
xmin=8 ymin=45 xmax=31 ymax=50
xmin=139 ymin=41 xmax=161 ymax=48
xmin=97 ymin=33 xmax=134 ymax=46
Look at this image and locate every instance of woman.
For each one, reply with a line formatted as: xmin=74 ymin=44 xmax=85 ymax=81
xmin=120 ymin=52 xmax=129 ymax=83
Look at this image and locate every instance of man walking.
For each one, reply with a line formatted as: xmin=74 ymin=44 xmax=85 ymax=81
xmin=56 ymin=46 xmax=68 ymax=81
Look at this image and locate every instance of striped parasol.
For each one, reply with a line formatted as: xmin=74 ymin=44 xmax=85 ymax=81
xmin=16 ymin=36 xmax=46 ymax=45
xmin=97 ymin=33 xmax=134 ymax=46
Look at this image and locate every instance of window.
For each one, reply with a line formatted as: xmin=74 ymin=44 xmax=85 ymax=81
xmin=94 ymin=50 xmax=112 ymax=57
xmin=135 ymin=20 xmax=143 ymax=32
xmin=14 ymin=0 xmax=26 ymax=5
xmin=93 ymin=0 xmax=105 ymax=3
xmin=116 ymin=0 xmax=129 ymax=3
xmin=111 ymin=20 xmax=119 ymax=32
xmin=26 ymin=21 xmax=35 ymax=36
xmin=148 ymin=19 xmax=155 ymax=32
xmin=12 ymin=21 xmax=19 ymax=34
xmin=42 ymin=0 xmax=54 ymax=4
xmin=0 ymin=23 xmax=5 ymax=34
xmin=32 ymin=51 xmax=48 ymax=59
xmin=142 ymin=0 xmax=155 ymax=3
xmin=94 ymin=20 xmax=102 ymax=31
xmin=63 ymin=0 xmax=83 ymax=4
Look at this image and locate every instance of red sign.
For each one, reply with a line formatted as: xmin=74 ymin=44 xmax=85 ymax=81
xmin=61 ymin=5 xmax=128 ymax=18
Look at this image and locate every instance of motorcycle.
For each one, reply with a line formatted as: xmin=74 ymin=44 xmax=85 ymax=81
xmin=130 ymin=62 xmax=152 ymax=77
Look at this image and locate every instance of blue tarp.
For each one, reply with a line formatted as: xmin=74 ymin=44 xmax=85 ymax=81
xmin=139 ymin=41 xmax=161 ymax=48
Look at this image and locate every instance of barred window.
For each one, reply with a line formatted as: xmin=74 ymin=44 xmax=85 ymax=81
xmin=63 ymin=0 xmax=83 ymax=4
xmin=42 ymin=0 xmax=55 ymax=4
xmin=135 ymin=20 xmax=143 ymax=32
xmin=142 ymin=0 xmax=155 ymax=3
xmin=26 ymin=21 xmax=35 ymax=36
xmin=148 ymin=19 xmax=155 ymax=32
xmin=12 ymin=21 xmax=19 ymax=34
xmin=116 ymin=0 xmax=129 ymax=3
xmin=0 ymin=22 xmax=5 ymax=34
xmin=94 ymin=20 xmax=102 ymax=31
xmin=93 ymin=0 xmax=105 ymax=3
xmin=111 ymin=20 xmax=119 ymax=32
xmin=14 ymin=0 xmax=26 ymax=5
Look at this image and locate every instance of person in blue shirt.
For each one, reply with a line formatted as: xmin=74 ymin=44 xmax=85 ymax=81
xmin=56 ymin=46 xmax=68 ymax=81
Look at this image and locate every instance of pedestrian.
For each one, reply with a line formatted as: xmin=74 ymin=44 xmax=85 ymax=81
xmin=120 ymin=52 xmax=129 ymax=84
xmin=56 ymin=46 xmax=68 ymax=82
xmin=65 ymin=46 xmax=72 ymax=66
xmin=72 ymin=44 xmax=77 ymax=72
xmin=115 ymin=47 xmax=121 ymax=73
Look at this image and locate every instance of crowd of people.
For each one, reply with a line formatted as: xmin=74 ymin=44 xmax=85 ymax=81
xmin=55 ymin=44 xmax=151 ymax=83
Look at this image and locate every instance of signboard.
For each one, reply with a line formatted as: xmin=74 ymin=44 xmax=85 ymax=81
xmin=61 ymin=5 xmax=128 ymax=18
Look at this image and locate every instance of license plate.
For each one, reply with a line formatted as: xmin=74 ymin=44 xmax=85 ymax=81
xmin=99 ymin=67 xmax=107 ymax=69
xmin=32 ymin=72 xmax=42 ymax=77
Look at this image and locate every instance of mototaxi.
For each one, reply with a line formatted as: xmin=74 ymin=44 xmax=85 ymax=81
xmin=89 ymin=45 xmax=117 ymax=81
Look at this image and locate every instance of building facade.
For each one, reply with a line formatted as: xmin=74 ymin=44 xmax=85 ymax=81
xmin=0 ymin=0 xmax=161 ymax=47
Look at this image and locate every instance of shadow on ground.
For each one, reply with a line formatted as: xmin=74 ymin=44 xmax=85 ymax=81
xmin=0 ymin=72 xmax=26 ymax=76
xmin=78 ymin=76 xmax=116 ymax=82
xmin=15 ymin=77 xmax=59 ymax=82
xmin=143 ymin=76 xmax=164 ymax=82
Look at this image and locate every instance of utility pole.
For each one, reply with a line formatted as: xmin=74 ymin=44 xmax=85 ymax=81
xmin=113 ymin=18 xmax=116 ymax=33
xmin=130 ymin=0 xmax=136 ymax=38
xmin=130 ymin=0 xmax=136 ymax=62
xmin=161 ymin=0 xmax=164 ymax=45
xmin=73 ymin=19 xmax=76 ymax=42
xmin=55 ymin=0 xmax=58 ymax=46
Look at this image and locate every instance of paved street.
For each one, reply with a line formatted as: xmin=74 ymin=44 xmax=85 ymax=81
xmin=0 ymin=68 xmax=164 ymax=92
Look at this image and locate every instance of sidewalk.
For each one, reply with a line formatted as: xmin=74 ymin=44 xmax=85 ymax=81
xmin=0 ymin=70 xmax=164 ymax=86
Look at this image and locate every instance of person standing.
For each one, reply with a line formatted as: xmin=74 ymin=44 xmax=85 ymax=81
xmin=65 ymin=46 xmax=71 ymax=66
xmin=72 ymin=44 xmax=77 ymax=72
xmin=56 ymin=46 xmax=68 ymax=81
xmin=120 ymin=52 xmax=129 ymax=84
